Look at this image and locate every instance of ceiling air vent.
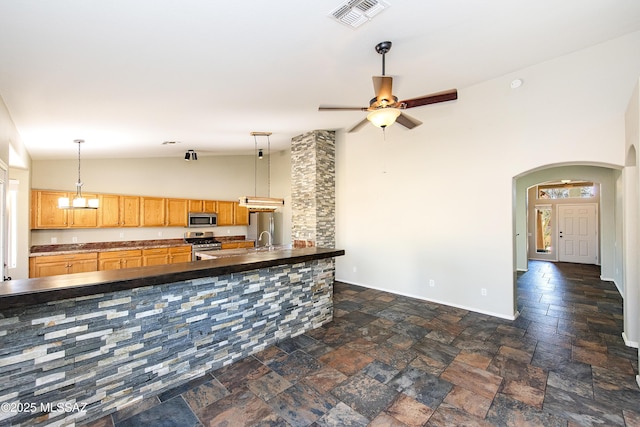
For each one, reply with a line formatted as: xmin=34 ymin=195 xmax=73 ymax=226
xmin=329 ymin=0 xmax=390 ymax=29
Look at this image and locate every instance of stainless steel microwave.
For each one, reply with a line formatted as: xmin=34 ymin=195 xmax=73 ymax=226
xmin=188 ymin=212 xmax=217 ymax=227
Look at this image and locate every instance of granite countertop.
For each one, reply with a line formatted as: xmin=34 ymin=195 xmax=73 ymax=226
xmin=29 ymin=236 xmax=253 ymax=257
xmin=2 ymin=247 xmax=345 ymax=309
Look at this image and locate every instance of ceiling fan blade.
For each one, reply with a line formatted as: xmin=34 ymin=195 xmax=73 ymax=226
xmin=372 ymin=76 xmax=394 ymax=103
xmin=348 ymin=118 xmax=370 ymax=133
xmin=319 ymin=106 xmax=368 ymax=111
xmin=400 ymin=88 xmax=458 ymax=109
xmin=395 ymin=112 xmax=423 ymax=129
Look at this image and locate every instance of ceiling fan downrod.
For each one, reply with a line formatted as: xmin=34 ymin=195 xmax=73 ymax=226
xmin=375 ymin=41 xmax=392 ymax=76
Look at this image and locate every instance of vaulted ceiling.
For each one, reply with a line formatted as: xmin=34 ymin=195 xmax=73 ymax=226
xmin=1 ymin=0 xmax=639 ymax=159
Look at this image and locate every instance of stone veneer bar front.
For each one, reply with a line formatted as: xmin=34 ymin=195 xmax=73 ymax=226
xmin=0 ymin=247 xmax=344 ymax=426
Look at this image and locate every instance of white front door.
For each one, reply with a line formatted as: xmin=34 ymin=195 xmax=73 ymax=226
xmin=558 ymin=204 xmax=598 ymax=264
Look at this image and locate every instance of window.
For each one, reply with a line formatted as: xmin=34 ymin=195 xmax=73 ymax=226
xmin=538 ymin=182 xmax=595 ymax=199
xmin=535 ymin=205 xmax=552 ymax=254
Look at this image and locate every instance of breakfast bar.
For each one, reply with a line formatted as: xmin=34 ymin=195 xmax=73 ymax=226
xmin=0 ymin=247 xmax=344 ymax=426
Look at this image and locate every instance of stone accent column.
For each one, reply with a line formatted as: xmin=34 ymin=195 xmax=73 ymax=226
xmin=291 ymin=130 xmax=335 ymax=248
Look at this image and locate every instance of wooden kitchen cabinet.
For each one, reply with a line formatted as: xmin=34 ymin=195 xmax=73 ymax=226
xmin=220 ymin=241 xmax=255 ymax=250
xmin=32 ymin=190 xmax=68 ymax=228
xmin=188 ymin=199 xmax=204 ymax=213
xmin=217 ymin=201 xmax=235 ymax=226
xmin=166 ymin=198 xmax=188 ymax=227
xmin=98 ymin=249 xmax=143 ymax=271
xmin=203 ymin=200 xmax=217 ymax=213
xmin=142 ymin=247 xmax=170 ymax=266
xmin=31 ymin=190 xmax=98 ymax=228
xmin=235 ymin=204 xmax=249 ymax=225
xmin=98 ymin=194 xmax=141 ymax=227
xmin=29 ymin=252 xmax=98 ymax=278
xmin=143 ymin=245 xmax=191 ymax=266
xmin=140 ymin=197 xmax=166 ymax=227
xmin=169 ymin=245 xmax=192 ymax=263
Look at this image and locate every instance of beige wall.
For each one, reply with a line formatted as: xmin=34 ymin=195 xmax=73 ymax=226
xmin=335 ymin=31 xmax=640 ymax=319
xmin=30 ymin=153 xmax=293 ymax=247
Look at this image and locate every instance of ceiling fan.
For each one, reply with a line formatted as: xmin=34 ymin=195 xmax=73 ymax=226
xmin=318 ymin=41 xmax=458 ymax=132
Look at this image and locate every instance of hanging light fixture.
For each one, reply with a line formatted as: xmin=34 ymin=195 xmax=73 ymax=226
xmin=184 ymin=149 xmax=198 ymax=161
xmin=58 ymin=139 xmax=99 ymax=209
xmin=367 ymin=107 xmax=401 ymax=128
xmin=239 ymin=132 xmax=285 ymax=210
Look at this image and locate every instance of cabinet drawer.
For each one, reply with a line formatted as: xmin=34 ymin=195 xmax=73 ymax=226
xmin=142 ymin=248 xmax=169 ymax=255
xmin=99 ymin=249 xmax=142 ymax=260
xmin=169 ymin=245 xmax=191 ymax=254
xmin=32 ymin=252 xmax=98 ymax=264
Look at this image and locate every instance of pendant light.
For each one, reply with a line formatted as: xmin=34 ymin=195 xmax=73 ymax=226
xmin=58 ymin=139 xmax=99 ymax=209
xmin=239 ymin=132 xmax=285 ymax=210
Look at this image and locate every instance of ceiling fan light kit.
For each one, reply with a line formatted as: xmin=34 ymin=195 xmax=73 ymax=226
xmin=367 ymin=108 xmax=401 ymax=128
xmin=58 ymin=139 xmax=99 ymax=210
xmin=319 ymin=41 xmax=458 ymax=132
xmin=184 ymin=149 xmax=198 ymax=161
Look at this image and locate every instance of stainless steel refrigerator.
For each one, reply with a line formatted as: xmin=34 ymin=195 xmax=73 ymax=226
xmin=247 ymin=211 xmax=280 ymax=247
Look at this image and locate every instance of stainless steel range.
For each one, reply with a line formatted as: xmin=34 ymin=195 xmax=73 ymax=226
xmin=184 ymin=231 xmax=221 ymax=260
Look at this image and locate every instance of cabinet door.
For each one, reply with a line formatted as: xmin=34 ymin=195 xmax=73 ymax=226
xmin=31 ymin=260 xmax=70 ymax=277
xmin=142 ymin=248 xmax=169 ymax=266
xmin=120 ymin=196 xmax=141 ymax=227
xmin=69 ymin=193 xmax=99 ymax=227
xmin=217 ymin=201 xmax=235 ymax=226
xmin=203 ymin=200 xmax=217 ymax=213
xmin=30 ymin=253 xmax=97 ymax=277
xmin=140 ymin=197 xmax=166 ymax=227
xmin=166 ymin=198 xmax=188 ymax=227
xmin=98 ymin=258 xmax=122 ymax=271
xmin=69 ymin=258 xmax=98 ymax=273
xmin=32 ymin=190 xmax=68 ymax=228
xmin=169 ymin=245 xmax=192 ymax=264
xmin=121 ymin=256 xmax=143 ymax=269
xmin=188 ymin=200 xmax=204 ymax=213
xmin=98 ymin=194 xmax=121 ymax=227
xmin=235 ymin=204 xmax=249 ymax=225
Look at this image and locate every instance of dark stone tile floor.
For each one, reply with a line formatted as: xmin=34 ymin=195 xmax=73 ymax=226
xmin=84 ymin=260 xmax=640 ymax=426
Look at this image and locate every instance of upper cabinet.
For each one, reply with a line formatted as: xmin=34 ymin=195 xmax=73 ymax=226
xmin=140 ymin=197 xmax=166 ymax=227
xmin=31 ymin=190 xmax=98 ymax=228
xmin=31 ymin=190 xmax=255 ymax=229
xmin=166 ymin=198 xmax=188 ymax=227
xmin=217 ymin=201 xmax=235 ymax=226
xmin=235 ymin=204 xmax=249 ymax=225
xmin=98 ymin=194 xmax=141 ymax=227
xmin=31 ymin=190 xmax=68 ymax=228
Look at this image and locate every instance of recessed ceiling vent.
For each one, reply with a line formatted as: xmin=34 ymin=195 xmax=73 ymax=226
xmin=329 ymin=0 xmax=390 ymax=29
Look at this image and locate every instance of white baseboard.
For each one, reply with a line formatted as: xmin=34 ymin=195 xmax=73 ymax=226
xmin=622 ymin=332 xmax=640 ymax=348
xmin=336 ymin=279 xmax=518 ymax=321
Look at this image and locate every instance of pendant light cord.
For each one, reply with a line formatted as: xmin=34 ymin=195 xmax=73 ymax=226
xmin=75 ymin=139 xmax=83 ymax=197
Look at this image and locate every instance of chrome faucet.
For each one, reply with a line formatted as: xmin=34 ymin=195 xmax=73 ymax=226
xmin=258 ymin=231 xmax=272 ymax=247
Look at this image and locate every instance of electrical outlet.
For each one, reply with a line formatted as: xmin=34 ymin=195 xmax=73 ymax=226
xmin=51 ymin=237 xmax=57 ymax=244
xmin=481 ymin=288 xmax=487 ymax=296
xmin=119 ymin=232 xmax=124 ymax=238
xmin=158 ymin=231 xmax=163 ymax=237
xmin=353 ymin=266 xmax=357 ymax=273
xmin=72 ymin=236 xmax=78 ymax=243
xmin=429 ymin=279 xmax=435 ymax=287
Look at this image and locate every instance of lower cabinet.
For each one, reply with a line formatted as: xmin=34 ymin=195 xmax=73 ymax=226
xmin=29 ymin=253 xmax=98 ymax=278
xmin=220 ymin=241 xmax=255 ymax=250
xmin=30 ymin=245 xmax=192 ymax=277
xmin=98 ymin=250 xmax=143 ymax=271
xmin=143 ymin=245 xmax=192 ymax=266
xmin=169 ymin=245 xmax=192 ymax=263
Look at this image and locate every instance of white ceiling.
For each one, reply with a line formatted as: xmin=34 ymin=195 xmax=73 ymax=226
xmin=1 ymin=0 xmax=639 ymax=160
